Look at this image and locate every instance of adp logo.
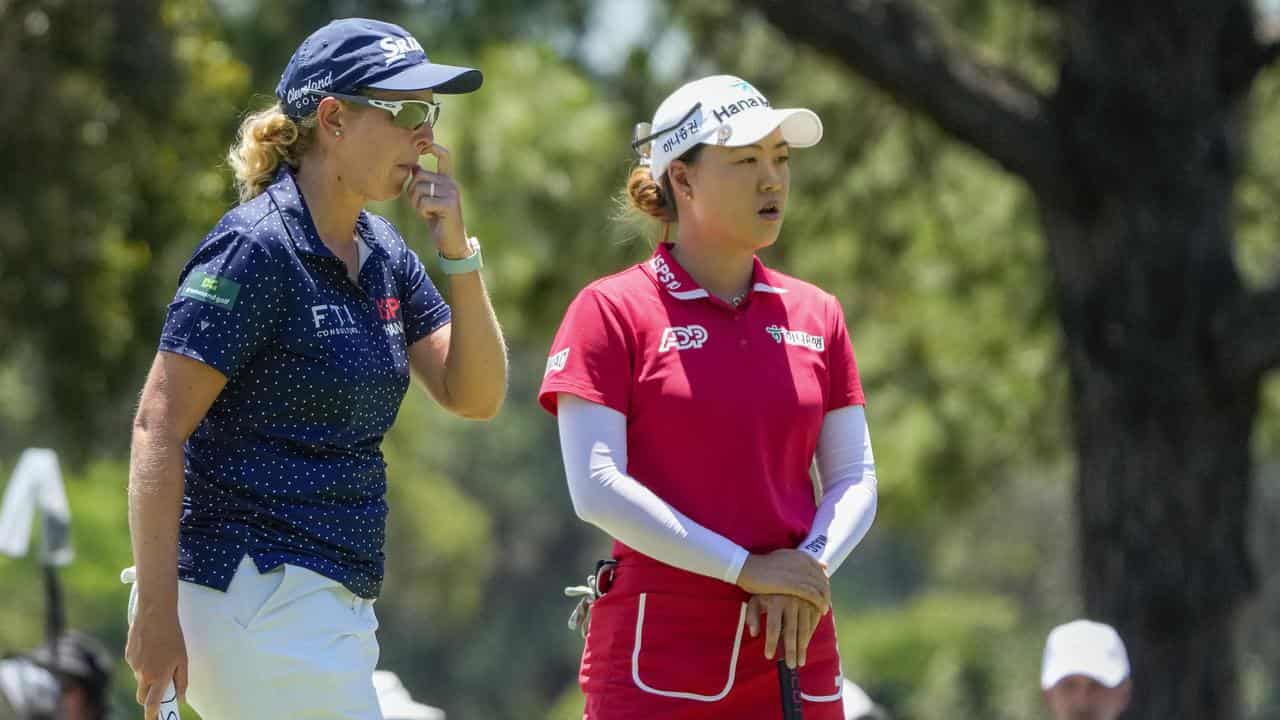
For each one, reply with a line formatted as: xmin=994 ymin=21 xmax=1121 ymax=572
xmin=658 ymin=325 xmax=708 ymax=353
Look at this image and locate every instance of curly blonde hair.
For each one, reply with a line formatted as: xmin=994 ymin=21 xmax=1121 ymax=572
xmin=227 ymin=103 xmax=319 ymax=203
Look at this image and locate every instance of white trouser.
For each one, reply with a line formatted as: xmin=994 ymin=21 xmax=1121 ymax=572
xmin=178 ymin=556 xmax=382 ymax=719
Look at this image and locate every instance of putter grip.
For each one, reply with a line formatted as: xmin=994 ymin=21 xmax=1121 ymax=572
xmin=777 ymin=659 xmax=804 ymax=720
xmin=121 ymin=567 xmax=182 ymax=719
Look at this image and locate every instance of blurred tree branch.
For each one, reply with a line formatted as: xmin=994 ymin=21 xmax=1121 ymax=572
xmin=1215 ymin=284 xmax=1280 ymax=385
xmin=1222 ymin=3 xmax=1280 ymax=97
xmin=742 ymin=0 xmax=1063 ymax=195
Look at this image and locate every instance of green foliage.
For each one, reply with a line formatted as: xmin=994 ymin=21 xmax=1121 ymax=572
xmin=0 ymin=0 xmax=250 ymax=459
xmin=838 ymin=591 xmax=1023 ymax=717
xmin=4 ymin=0 xmax=1280 ymax=718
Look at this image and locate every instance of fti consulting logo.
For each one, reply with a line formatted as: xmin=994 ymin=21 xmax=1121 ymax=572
xmin=659 ymin=325 xmax=708 ymax=353
xmin=311 ymin=304 xmax=363 ymax=338
xmin=765 ymin=325 xmax=824 ymax=351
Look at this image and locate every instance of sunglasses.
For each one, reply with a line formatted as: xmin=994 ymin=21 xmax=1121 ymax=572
xmin=305 ymin=90 xmax=441 ymax=130
xmin=631 ymin=102 xmax=703 ymax=160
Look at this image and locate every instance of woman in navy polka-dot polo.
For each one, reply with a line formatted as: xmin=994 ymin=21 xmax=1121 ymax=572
xmin=123 ymin=18 xmax=507 ymax=720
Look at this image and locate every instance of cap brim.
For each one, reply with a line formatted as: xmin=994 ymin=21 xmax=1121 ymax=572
xmin=721 ymin=107 xmax=823 ymax=148
xmin=367 ymin=62 xmax=483 ymax=94
xmin=1041 ymin=663 xmax=1128 ymax=690
xmin=379 ymin=700 xmax=445 ymax=720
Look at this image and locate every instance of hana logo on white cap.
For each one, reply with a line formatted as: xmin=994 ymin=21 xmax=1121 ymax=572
xmin=633 ymin=74 xmax=824 ymax=182
xmin=1040 ymin=619 xmax=1131 ymax=690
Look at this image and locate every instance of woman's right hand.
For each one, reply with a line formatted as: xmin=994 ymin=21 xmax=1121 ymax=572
xmin=746 ymin=594 xmax=823 ymax=669
xmin=125 ymin=601 xmax=188 ymax=720
xmin=735 ymin=549 xmax=831 ymax=614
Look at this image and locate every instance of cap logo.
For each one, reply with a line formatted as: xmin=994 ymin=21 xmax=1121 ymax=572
xmin=712 ymin=94 xmax=770 ymax=124
xmin=716 ymin=125 xmax=733 ymax=144
xmin=379 ymin=34 xmax=423 ymax=65
xmin=286 ymin=70 xmax=334 ymax=108
xmin=657 ymin=114 xmax=701 ymax=156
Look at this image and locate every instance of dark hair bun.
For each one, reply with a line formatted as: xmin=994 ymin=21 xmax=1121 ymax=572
xmin=626 ymin=166 xmax=675 ymax=222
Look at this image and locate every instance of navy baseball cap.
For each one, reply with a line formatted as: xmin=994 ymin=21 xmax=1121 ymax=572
xmin=277 ymin=18 xmax=483 ymax=118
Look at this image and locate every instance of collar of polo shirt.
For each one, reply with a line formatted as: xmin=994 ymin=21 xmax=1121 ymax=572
xmin=642 ymin=243 xmax=789 ymax=306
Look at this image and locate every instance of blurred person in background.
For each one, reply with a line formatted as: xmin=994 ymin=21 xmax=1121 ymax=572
xmin=373 ymin=670 xmax=444 ymax=720
xmin=0 ymin=631 xmax=112 ymax=720
xmin=125 ymin=17 xmax=506 ymax=720
xmin=0 ymin=654 xmax=57 ymax=720
xmin=540 ymin=74 xmax=878 ymax=719
xmin=841 ymin=678 xmax=890 ymax=720
xmin=1041 ymin=620 xmax=1131 ymax=720
xmin=28 ymin=632 xmax=113 ymax=720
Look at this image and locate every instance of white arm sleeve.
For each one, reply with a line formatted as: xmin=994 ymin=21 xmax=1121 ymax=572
xmin=797 ymin=405 xmax=878 ymax=576
xmin=556 ymin=393 xmax=751 ymax=584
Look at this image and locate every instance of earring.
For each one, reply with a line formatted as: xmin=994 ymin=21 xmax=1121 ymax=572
xmin=334 ymin=130 xmax=343 ymax=137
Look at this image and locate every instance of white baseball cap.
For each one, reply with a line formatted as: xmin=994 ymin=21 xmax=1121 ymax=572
xmin=634 ymin=74 xmax=823 ymax=182
xmin=1041 ymin=619 xmax=1130 ymax=690
xmin=842 ymin=678 xmax=876 ymax=719
xmin=373 ymin=670 xmax=445 ymax=720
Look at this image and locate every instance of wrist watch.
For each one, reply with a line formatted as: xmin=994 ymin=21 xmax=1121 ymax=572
xmin=439 ymin=236 xmax=482 ymax=275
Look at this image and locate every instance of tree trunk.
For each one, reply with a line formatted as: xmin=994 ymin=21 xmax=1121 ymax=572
xmin=1048 ymin=196 xmax=1257 ymax=717
xmin=744 ymin=1 xmax=1276 ymax=714
xmin=1043 ymin=7 xmax=1258 ymax=714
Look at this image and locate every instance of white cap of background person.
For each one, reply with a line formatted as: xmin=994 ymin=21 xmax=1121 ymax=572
xmin=641 ymin=74 xmax=823 ymax=183
xmin=1041 ymin=619 xmax=1130 ymax=690
xmin=373 ymin=670 xmax=445 ymax=720
xmin=842 ymin=678 xmax=892 ymax=720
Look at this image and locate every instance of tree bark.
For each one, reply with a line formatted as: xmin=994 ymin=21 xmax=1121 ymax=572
xmin=1043 ymin=6 xmax=1259 ymax=717
xmin=747 ymin=0 xmax=1272 ymax=717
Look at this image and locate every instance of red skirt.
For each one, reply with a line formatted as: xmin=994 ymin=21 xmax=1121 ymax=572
xmin=579 ymin=559 xmax=845 ymax=720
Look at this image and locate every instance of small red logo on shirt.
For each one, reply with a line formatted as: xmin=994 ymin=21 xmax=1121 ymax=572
xmin=375 ymin=297 xmax=402 ymax=321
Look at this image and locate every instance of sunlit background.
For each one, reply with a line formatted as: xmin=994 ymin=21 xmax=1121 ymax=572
xmin=3 ymin=1 xmax=1280 ymax=718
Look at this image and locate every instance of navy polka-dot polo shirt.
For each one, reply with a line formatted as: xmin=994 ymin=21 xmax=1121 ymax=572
xmin=159 ymin=166 xmax=450 ymax=599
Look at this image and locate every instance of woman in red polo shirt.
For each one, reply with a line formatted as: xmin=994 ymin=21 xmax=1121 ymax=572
xmin=539 ymin=75 xmax=879 ymax=720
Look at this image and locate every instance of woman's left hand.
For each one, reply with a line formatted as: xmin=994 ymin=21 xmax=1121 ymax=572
xmin=746 ymin=594 xmax=824 ymax=669
xmin=408 ymin=143 xmax=470 ymax=258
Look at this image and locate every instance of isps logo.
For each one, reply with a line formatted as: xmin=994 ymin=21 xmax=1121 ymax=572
xmin=649 ymin=256 xmax=682 ymax=291
xmin=658 ymin=325 xmax=708 ymax=353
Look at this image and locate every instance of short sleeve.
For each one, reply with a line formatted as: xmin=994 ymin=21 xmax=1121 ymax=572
xmin=159 ymin=230 xmax=282 ymax=378
xmin=399 ymin=245 xmax=452 ymax=345
xmin=538 ymin=287 xmax=633 ymax=416
xmin=826 ymin=296 xmax=865 ymax=411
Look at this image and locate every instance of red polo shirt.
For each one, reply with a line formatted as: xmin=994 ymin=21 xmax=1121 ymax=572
xmin=540 ymin=244 xmax=864 ymax=561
